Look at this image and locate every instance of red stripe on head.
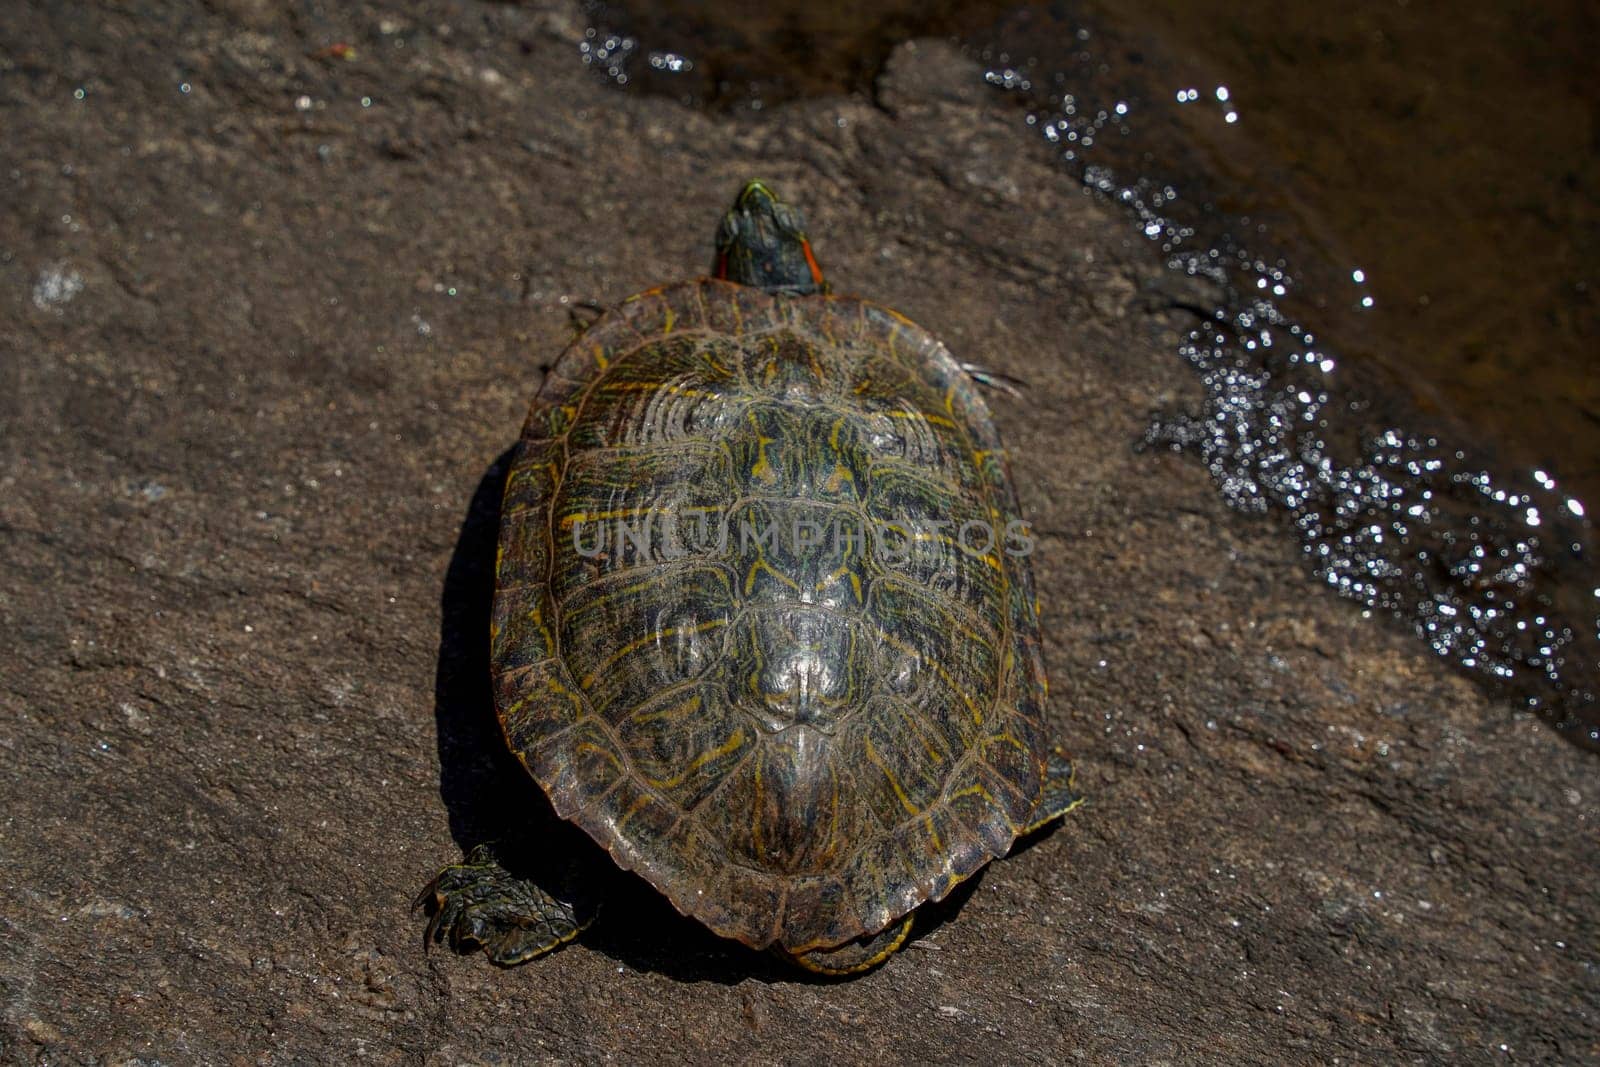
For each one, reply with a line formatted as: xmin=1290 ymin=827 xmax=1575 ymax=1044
xmin=801 ymin=240 xmax=824 ymax=287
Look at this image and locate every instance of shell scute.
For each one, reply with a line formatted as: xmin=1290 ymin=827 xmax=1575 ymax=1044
xmin=944 ymin=762 xmax=1023 ymax=856
xmin=615 ymin=684 xmax=753 ymax=811
xmin=558 ymin=572 xmax=734 ymax=717
xmin=490 ymin=582 xmax=554 ymax=670
xmin=856 ymin=708 xmax=952 ymax=833
xmin=536 ymin=717 xmax=628 ymax=818
xmin=696 ymin=278 xmax=783 ymax=338
xmin=711 ymin=736 xmax=860 ymax=875
xmin=498 ymin=664 xmax=586 ymax=758
xmin=588 ymin=775 xmax=679 ymax=868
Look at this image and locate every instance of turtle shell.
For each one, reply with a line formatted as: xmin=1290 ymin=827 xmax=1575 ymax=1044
xmin=490 ymin=277 xmax=1049 ymax=954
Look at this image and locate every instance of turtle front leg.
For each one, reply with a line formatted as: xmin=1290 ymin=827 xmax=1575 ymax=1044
xmin=415 ymin=842 xmax=597 ymax=965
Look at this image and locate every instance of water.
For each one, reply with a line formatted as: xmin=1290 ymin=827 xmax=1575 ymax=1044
xmin=574 ymin=0 xmax=1600 ymax=748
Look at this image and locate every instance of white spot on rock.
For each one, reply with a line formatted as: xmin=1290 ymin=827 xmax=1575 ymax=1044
xmin=32 ymin=264 xmax=83 ymax=310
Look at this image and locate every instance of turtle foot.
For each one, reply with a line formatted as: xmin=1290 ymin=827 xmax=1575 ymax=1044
xmin=415 ymin=842 xmax=596 ymax=965
xmin=1023 ymin=747 xmax=1084 ymax=834
xmin=780 ymin=914 xmax=914 ymax=977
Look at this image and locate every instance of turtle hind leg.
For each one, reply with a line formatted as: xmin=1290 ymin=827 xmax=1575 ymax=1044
xmin=415 ymin=842 xmax=597 ymax=966
xmin=1023 ymin=748 xmax=1084 ymax=835
xmin=778 ymin=914 xmax=914 ymax=977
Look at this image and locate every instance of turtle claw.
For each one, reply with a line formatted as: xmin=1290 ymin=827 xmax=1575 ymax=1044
xmin=417 ymin=843 xmax=597 ymax=965
xmin=959 ymin=362 xmax=1029 ymax=398
xmin=566 ymin=298 xmax=607 ymax=340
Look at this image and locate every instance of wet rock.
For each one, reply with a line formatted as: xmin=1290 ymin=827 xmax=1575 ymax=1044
xmin=0 ymin=1 xmax=1594 ymax=1063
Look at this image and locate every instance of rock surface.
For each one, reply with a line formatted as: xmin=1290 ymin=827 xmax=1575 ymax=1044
xmin=1 ymin=2 xmax=1595 ymax=1062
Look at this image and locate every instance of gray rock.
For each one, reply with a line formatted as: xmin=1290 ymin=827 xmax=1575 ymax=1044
xmin=0 ymin=1 xmax=1594 ymax=1062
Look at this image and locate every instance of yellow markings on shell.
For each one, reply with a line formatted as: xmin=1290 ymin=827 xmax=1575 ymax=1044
xmin=823 ymin=418 xmax=856 ymax=492
xmin=542 ymin=671 xmax=578 ymax=704
xmin=876 ymin=518 xmax=910 ymax=540
xmin=579 ymin=619 xmax=728 ymax=689
xmin=502 ymin=693 xmax=533 ymax=726
xmin=614 ymin=791 xmax=655 ymax=830
xmin=747 ymin=411 xmax=778 ymax=484
xmin=865 ymin=737 xmax=920 ymax=817
xmin=631 ymin=689 xmax=707 ymax=726
xmin=875 ymin=627 xmax=985 ymax=726
xmin=575 ymin=738 xmax=624 ymax=772
xmin=662 ymin=306 xmax=676 ymax=333
xmin=496 ymin=586 xmax=551 ymax=648
xmin=530 ymin=601 xmax=553 ymax=645
xmin=949 ymin=781 xmax=1016 ymax=831
xmin=906 ymin=531 xmax=1003 ymax=573
xmin=558 ymin=506 xmax=670 ymax=530
xmin=886 ymin=409 xmax=957 ymax=429
xmin=743 ymin=557 xmax=800 ymax=596
xmin=896 ymin=704 xmax=948 ymax=765
xmin=501 ymin=670 xmax=579 ymax=732
xmin=599 ymin=571 xmax=728 ymax=605
xmin=600 ymin=381 xmax=713 ymax=399
xmin=923 ymin=813 xmax=943 ymax=852
xmin=648 ymin=727 xmax=744 ymax=792
xmin=806 ymin=347 xmax=827 ymax=385
xmin=822 ymin=562 xmax=862 ymax=603
xmin=806 ymin=783 xmax=844 ymax=869
xmin=592 ymin=343 xmax=609 ymax=370
xmin=985 ymin=730 xmax=1028 ymax=754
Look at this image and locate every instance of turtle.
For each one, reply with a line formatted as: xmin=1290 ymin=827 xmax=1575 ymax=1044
xmin=417 ymin=180 xmax=1081 ymax=975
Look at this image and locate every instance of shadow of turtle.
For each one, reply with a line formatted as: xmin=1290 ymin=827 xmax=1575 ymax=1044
xmin=427 ymin=449 xmax=997 ymax=983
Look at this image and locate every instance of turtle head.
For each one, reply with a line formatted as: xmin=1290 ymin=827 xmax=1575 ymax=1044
xmin=713 ymin=180 xmax=829 ymax=295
